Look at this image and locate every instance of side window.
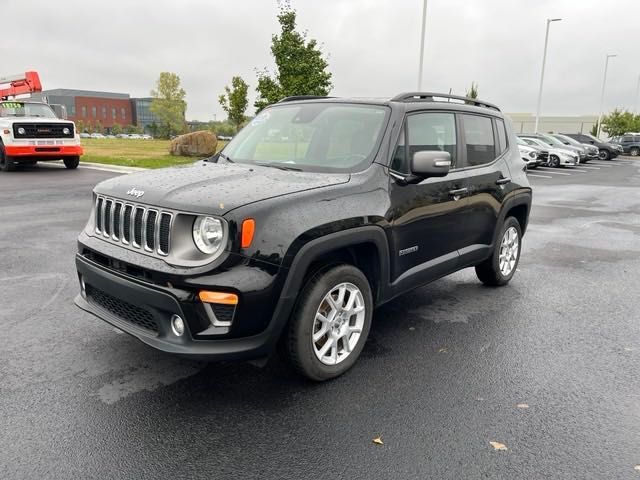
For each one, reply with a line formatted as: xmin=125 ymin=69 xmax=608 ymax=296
xmin=462 ymin=114 xmax=496 ymax=167
xmin=496 ymin=119 xmax=508 ymax=154
xmin=391 ymin=113 xmax=457 ymax=174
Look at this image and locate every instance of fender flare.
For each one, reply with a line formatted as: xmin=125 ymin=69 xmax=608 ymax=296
xmin=266 ymin=226 xmax=390 ymax=345
xmin=491 ymin=192 xmax=532 ymax=246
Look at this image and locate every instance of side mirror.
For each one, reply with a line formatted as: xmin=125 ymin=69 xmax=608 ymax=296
xmin=411 ymin=150 xmax=451 ymax=178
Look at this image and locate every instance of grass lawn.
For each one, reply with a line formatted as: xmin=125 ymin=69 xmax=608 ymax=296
xmin=80 ymin=138 xmax=227 ymax=169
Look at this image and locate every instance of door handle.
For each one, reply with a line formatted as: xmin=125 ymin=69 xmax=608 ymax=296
xmin=448 ymin=187 xmax=468 ymax=199
xmin=496 ymin=177 xmax=511 ymax=185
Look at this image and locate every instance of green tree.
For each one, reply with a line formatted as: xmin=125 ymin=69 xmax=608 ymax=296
xmin=148 ymin=122 xmax=159 ymax=138
xmin=111 ymin=123 xmax=123 ymax=135
xmin=465 ymin=82 xmax=479 ymax=101
xmin=601 ymin=109 xmax=640 ymax=137
xmin=94 ymin=120 xmax=102 ymax=134
xmin=590 ymin=122 xmax=599 ymax=137
xmin=150 ymin=72 xmax=187 ymax=138
xmin=75 ymin=119 xmax=85 ymax=133
xmin=254 ymin=2 xmax=332 ymax=112
xmin=219 ymin=76 xmax=249 ymax=132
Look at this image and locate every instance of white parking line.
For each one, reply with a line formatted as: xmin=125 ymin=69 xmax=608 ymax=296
xmin=527 ymin=173 xmax=553 ymax=178
xmin=536 ymin=167 xmax=572 ymax=175
xmin=578 ymin=165 xmax=601 ymax=170
xmin=566 ymin=168 xmax=589 ymax=172
xmin=588 ymin=162 xmax=615 ymax=167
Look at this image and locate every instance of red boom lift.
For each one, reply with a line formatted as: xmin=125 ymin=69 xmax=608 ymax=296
xmin=0 ymin=71 xmax=42 ymax=100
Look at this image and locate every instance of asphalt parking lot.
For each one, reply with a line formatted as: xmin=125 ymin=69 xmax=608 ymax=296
xmin=1 ymin=158 xmax=639 ymax=479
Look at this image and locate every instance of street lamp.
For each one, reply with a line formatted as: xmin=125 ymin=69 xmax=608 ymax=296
xmin=534 ymin=18 xmax=562 ymax=133
xmin=634 ymin=74 xmax=640 ymax=114
xmin=417 ymin=0 xmax=428 ymax=90
xmin=596 ymin=53 xmax=617 ymax=138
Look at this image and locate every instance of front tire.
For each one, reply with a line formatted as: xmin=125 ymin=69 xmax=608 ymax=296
xmin=475 ymin=217 xmax=522 ymax=287
xmin=63 ymin=156 xmax=80 ymax=169
xmin=598 ymin=149 xmax=611 ymax=161
xmin=0 ymin=145 xmax=15 ymax=172
xmin=630 ymin=147 xmax=639 ymax=157
xmin=548 ymin=155 xmax=560 ymax=168
xmin=284 ymin=264 xmax=373 ymax=381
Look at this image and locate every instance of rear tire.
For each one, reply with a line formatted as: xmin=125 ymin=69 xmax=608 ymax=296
xmin=63 ymin=156 xmax=80 ymax=169
xmin=0 ymin=145 xmax=15 ymax=172
xmin=630 ymin=147 xmax=639 ymax=157
xmin=475 ymin=217 xmax=522 ymax=287
xmin=284 ymin=264 xmax=373 ymax=381
xmin=549 ymin=155 xmax=560 ymax=168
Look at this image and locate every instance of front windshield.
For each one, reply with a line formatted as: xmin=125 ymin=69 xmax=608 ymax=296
xmin=539 ymin=134 xmax=565 ymax=146
xmin=583 ymin=134 xmax=600 ymax=142
xmin=0 ymin=101 xmax=57 ymax=118
xmin=221 ymin=103 xmax=389 ymax=173
xmin=554 ymin=134 xmax=579 ymax=146
xmin=516 ymin=137 xmax=528 ymax=146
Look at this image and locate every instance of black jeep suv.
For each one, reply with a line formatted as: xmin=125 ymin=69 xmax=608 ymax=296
xmin=75 ymin=93 xmax=532 ymax=381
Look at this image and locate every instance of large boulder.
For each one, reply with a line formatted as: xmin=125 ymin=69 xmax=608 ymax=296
xmin=169 ymin=131 xmax=218 ymax=157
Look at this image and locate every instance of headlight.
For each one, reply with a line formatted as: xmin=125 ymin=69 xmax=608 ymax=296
xmin=63 ymin=127 xmax=70 ymax=135
xmin=528 ymin=151 xmax=537 ymax=158
xmin=17 ymin=127 xmax=25 ymax=135
xmin=192 ymin=216 xmax=225 ymax=255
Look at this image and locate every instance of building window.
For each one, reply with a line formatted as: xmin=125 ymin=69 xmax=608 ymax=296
xmin=102 ymin=106 xmax=107 ymax=119
xmin=112 ymin=107 xmax=117 ymax=119
xmin=121 ymin=107 xmax=126 ymax=120
xmin=91 ymin=106 xmax=97 ymax=118
xmin=70 ymin=105 xmax=76 ymax=116
xmin=81 ymin=106 xmax=87 ymax=117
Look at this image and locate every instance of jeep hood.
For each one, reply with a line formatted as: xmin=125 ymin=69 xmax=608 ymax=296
xmin=94 ymin=161 xmax=350 ymax=214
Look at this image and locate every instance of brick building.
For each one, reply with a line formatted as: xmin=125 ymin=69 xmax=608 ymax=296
xmin=30 ymin=89 xmax=165 ymax=134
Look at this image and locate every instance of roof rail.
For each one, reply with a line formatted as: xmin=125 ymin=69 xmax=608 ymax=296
xmin=391 ymin=92 xmax=500 ymax=112
xmin=277 ymin=95 xmax=334 ymax=103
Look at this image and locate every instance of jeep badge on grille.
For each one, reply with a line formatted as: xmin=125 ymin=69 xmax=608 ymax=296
xmin=126 ymin=188 xmax=145 ymax=198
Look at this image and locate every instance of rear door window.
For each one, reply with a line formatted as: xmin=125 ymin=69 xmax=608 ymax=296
xmin=461 ymin=114 xmax=496 ymax=167
xmin=496 ymin=118 xmax=508 ymax=154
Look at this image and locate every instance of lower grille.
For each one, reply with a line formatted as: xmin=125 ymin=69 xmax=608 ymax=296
xmin=211 ymin=304 xmax=235 ymax=325
xmin=86 ymin=285 xmax=158 ymax=334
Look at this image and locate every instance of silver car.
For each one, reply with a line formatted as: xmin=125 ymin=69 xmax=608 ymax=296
xmin=551 ymin=134 xmax=598 ymax=162
xmin=519 ymin=137 xmax=579 ymax=167
xmin=519 ymin=133 xmax=587 ymax=163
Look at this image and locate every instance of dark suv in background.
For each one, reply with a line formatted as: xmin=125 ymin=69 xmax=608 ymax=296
xmin=74 ymin=93 xmax=532 ymax=381
xmin=562 ymin=133 xmax=622 ymax=160
xmin=610 ymin=134 xmax=640 ymax=156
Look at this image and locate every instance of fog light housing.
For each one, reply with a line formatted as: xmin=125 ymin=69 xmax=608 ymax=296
xmin=170 ymin=315 xmax=185 ymax=336
xmin=80 ymin=277 xmax=86 ymax=298
xmin=62 ymin=127 xmax=70 ymax=135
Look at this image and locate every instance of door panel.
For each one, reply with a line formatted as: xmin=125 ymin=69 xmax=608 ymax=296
xmin=388 ymin=111 xmax=469 ymax=285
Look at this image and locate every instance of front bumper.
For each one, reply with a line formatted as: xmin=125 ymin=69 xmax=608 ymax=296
xmin=74 ymin=253 xmax=291 ymax=361
xmin=5 ymin=144 xmax=83 ymax=158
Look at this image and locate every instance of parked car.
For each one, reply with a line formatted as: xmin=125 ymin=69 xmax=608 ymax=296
xmin=516 ymin=137 xmax=541 ymax=169
xmin=519 ymin=133 xmax=587 ymax=163
xmin=116 ymin=133 xmax=130 ymax=139
xmin=518 ymin=136 xmax=579 ymax=167
xmin=128 ymin=133 xmax=142 ymax=139
xmin=562 ymin=133 xmax=620 ymax=160
xmin=105 ymin=135 xmax=116 ymax=139
xmin=610 ymin=133 xmax=640 ymax=156
xmin=79 ymin=132 xmax=91 ymax=139
xmin=90 ymin=133 xmax=105 ymax=139
xmin=142 ymin=134 xmax=153 ymax=140
xmin=551 ymin=133 xmax=599 ymax=161
xmin=74 ymin=92 xmax=532 ymax=381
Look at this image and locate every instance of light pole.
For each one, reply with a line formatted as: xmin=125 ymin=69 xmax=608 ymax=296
xmin=534 ymin=18 xmax=562 ymax=133
xmin=417 ymin=0 xmax=428 ymax=90
xmin=634 ymin=74 xmax=640 ymax=114
xmin=596 ymin=53 xmax=617 ymax=138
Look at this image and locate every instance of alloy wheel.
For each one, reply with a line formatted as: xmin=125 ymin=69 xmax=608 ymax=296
xmin=312 ymin=282 xmax=365 ymax=366
xmin=498 ymin=226 xmax=519 ymax=276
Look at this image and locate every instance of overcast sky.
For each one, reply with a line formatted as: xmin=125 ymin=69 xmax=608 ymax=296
xmin=3 ymin=0 xmax=639 ymax=120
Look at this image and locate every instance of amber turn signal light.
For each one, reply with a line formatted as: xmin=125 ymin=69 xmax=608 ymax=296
xmin=199 ymin=291 xmax=238 ymax=305
xmin=241 ymin=218 xmax=255 ymax=248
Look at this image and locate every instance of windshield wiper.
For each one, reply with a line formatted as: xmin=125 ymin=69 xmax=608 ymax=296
xmin=256 ymin=162 xmax=302 ymax=172
xmin=217 ymin=152 xmax=234 ymax=163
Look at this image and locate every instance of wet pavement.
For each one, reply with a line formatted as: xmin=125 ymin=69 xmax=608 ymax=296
xmin=1 ymin=159 xmax=639 ymax=479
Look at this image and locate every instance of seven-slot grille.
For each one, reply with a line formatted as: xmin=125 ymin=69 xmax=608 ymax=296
xmin=95 ymin=196 xmax=172 ymax=256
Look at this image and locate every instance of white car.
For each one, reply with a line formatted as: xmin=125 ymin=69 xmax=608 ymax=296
xmin=520 ymin=137 xmax=578 ymax=167
xmin=517 ymin=144 xmax=540 ymax=169
xmin=90 ymin=133 xmax=105 ymax=139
